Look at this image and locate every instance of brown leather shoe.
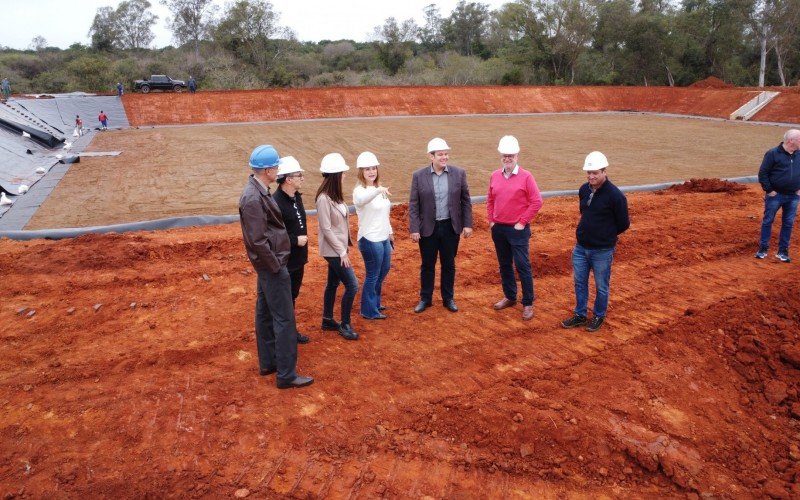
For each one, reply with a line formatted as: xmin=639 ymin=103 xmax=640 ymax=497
xmin=522 ymin=305 xmax=534 ymax=321
xmin=493 ymin=297 xmax=516 ymax=310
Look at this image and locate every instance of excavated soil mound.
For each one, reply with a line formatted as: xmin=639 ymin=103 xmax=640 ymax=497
xmin=690 ymin=76 xmax=733 ymax=89
xmin=2 ymin=183 xmax=800 ymax=497
xmin=122 ymin=86 xmax=765 ymax=126
xmin=662 ymin=178 xmax=748 ymax=193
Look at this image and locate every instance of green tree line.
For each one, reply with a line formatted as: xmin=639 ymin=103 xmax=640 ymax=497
xmin=2 ymin=0 xmax=799 ymax=94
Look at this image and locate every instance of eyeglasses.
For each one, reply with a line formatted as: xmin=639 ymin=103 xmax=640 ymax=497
xmin=288 ymin=173 xmax=304 ymax=179
xmin=501 ymin=154 xmax=516 ymax=159
xmin=587 ymin=191 xmax=594 ymax=206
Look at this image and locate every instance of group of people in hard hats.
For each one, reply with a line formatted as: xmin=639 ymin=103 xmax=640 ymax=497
xmin=238 ymin=136 xmax=632 ymax=390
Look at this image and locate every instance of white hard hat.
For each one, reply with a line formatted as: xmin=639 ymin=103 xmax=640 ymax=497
xmin=427 ymin=137 xmax=450 ymax=153
xmin=498 ymin=135 xmax=520 ymax=155
xmin=356 ymin=151 xmax=380 ymax=168
xmin=583 ymin=151 xmax=609 ymax=171
xmin=320 ymin=153 xmax=350 ymax=174
xmin=277 ymin=156 xmax=303 ymax=176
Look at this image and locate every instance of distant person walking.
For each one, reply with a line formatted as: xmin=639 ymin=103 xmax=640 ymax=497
xmin=487 ymin=136 xmax=543 ymax=321
xmin=74 ymin=115 xmax=84 ymax=137
xmin=316 ymin=153 xmax=360 ymax=341
xmin=755 ymin=129 xmax=800 ymax=263
xmin=353 ymin=151 xmax=393 ymax=320
xmin=274 ymin=156 xmax=311 ymax=345
xmin=98 ymin=111 xmax=108 ymax=130
xmin=561 ymin=151 xmax=630 ymax=333
xmin=116 ymin=82 xmax=124 ymax=97
xmin=239 ymin=144 xmax=313 ymax=390
xmin=2 ymin=77 xmax=10 ymax=101
xmin=188 ymin=76 xmax=197 ymax=93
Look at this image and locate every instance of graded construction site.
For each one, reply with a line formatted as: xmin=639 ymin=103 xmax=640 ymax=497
xmin=1 ymin=86 xmax=800 ymax=498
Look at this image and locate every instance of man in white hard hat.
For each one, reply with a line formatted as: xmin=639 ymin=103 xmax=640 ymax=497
xmin=487 ymin=136 xmax=543 ymax=321
xmin=409 ymin=137 xmax=473 ymax=313
xmin=239 ymin=145 xmax=314 ymax=389
xmin=561 ymin=151 xmax=629 ymax=333
xmin=274 ymin=156 xmax=311 ymax=344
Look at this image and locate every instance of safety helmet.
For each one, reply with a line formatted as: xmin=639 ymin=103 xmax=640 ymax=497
xmin=427 ymin=137 xmax=450 ymax=153
xmin=356 ymin=151 xmax=380 ymax=168
xmin=320 ymin=153 xmax=350 ymax=174
xmin=277 ymin=156 xmax=303 ymax=176
xmin=249 ymin=145 xmax=280 ymax=169
xmin=583 ymin=151 xmax=609 ymax=171
xmin=497 ymin=135 xmax=520 ymax=155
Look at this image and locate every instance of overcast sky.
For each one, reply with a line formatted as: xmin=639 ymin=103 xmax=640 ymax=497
xmin=1 ymin=0 xmax=510 ymax=50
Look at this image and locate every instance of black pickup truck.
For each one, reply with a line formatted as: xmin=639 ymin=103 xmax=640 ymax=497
xmin=134 ymin=75 xmax=187 ymax=93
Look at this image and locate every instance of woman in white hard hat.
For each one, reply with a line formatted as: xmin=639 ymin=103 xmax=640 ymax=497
xmin=353 ymin=151 xmax=393 ymax=320
xmin=316 ymin=153 xmax=360 ymax=340
xmin=274 ymin=156 xmax=311 ymax=344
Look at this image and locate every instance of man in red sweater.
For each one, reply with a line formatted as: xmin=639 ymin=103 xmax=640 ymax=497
xmin=486 ymin=136 xmax=544 ymax=321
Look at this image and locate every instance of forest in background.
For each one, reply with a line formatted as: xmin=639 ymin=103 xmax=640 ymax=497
xmin=1 ymin=0 xmax=798 ymax=94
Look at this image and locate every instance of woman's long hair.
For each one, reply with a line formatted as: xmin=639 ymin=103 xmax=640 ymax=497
xmin=356 ymin=167 xmax=381 ymax=188
xmin=315 ymin=172 xmax=344 ymax=204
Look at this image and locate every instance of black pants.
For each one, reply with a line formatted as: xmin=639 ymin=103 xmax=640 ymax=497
xmin=418 ymin=219 xmax=460 ymax=303
xmin=255 ymin=267 xmax=297 ymax=383
xmin=288 ymin=266 xmax=305 ymax=304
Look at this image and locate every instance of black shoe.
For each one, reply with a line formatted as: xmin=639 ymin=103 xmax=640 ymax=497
xmin=277 ymin=375 xmax=314 ymax=389
xmin=321 ymin=317 xmax=340 ymax=331
xmin=259 ymin=367 xmax=277 ymax=376
xmin=414 ymin=301 xmax=432 ymax=313
xmin=362 ymin=313 xmax=387 ymax=320
xmin=561 ymin=314 xmax=588 ymax=329
xmin=444 ymin=300 xmax=458 ymax=312
xmin=297 ymin=333 xmax=310 ymax=344
xmin=338 ymin=323 xmax=359 ymax=340
xmin=586 ymin=316 xmax=605 ymax=332
xmin=378 ymin=305 xmax=387 ymax=311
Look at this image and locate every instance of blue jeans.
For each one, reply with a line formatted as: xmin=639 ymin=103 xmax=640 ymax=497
xmin=759 ymin=193 xmax=799 ymax=252
xmin=491 ymin=224 xmax=534 ymax=306
xmin=572 ymin=244 xmax=615 ymax=318
xmin=323 ymin=256 xmax=359 ymax=325
xmin=358 ymin=238 xmax=392 ymax=318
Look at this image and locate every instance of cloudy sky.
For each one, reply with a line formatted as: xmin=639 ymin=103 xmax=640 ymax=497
xmin=1 ymin=0 xmax=510 ymax=50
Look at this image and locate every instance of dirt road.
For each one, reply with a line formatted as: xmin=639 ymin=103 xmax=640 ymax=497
xmin=2 ymin=182 xmax=799 ymax=497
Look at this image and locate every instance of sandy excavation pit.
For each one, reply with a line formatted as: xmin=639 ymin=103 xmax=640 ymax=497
xmin=2 ymin=87 xmax=800 ymax=497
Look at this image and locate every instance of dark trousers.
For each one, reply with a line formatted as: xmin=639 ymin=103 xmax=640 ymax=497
xmin=323 ymin=256 xmax=359 ymax=325
xmin=491 ymin=224 xmax=534 ymax=306
xmin=418 ymin=219 xmax=460 ymax=303
xmin=288 ymin=266 xmax=304 ymax=304
xmin=255 ymin=267 xmax=297 ymax=383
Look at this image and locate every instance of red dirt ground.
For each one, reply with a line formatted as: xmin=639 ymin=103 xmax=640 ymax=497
xmin=122 ymin=86 xmax=770 ymax=126
xmin=753 ymin=93 xmax=800 ymax=123
xmin=2 ymin=183 xmax=800 ymax=498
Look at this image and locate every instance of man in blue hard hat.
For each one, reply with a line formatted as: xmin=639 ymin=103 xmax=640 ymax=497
xmin=239 ymin=144 xmax=314 ymax=389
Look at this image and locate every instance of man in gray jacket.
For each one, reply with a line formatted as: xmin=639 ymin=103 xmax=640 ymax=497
xmin=239 ymin=144 xmax=313 ymax=389
xmin=409 ymin=137 xmax=473 ymax=313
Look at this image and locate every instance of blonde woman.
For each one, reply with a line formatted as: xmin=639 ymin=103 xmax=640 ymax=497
xmin=316 ymin=153 xmax=359 ymax=341
xmin=353 ymin=151 xmax=393 ymax=320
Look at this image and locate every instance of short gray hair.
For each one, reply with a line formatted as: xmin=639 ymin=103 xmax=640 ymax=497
xmin=784 ymin=129 xmax=800 ymax=142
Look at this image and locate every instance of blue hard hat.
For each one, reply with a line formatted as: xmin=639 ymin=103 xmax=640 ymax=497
xmin=249 ymin=145 xmax=280 ymax=169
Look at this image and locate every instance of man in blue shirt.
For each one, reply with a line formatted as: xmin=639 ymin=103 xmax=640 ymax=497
xmin=756 ymin=129 xmax=800 ymax=263
xmin=561 ymin=151 xmax=630 ymax=333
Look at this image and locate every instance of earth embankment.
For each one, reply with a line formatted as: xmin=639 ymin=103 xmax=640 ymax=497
xmin=122 ymin=86 xmax=769 ymax=126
